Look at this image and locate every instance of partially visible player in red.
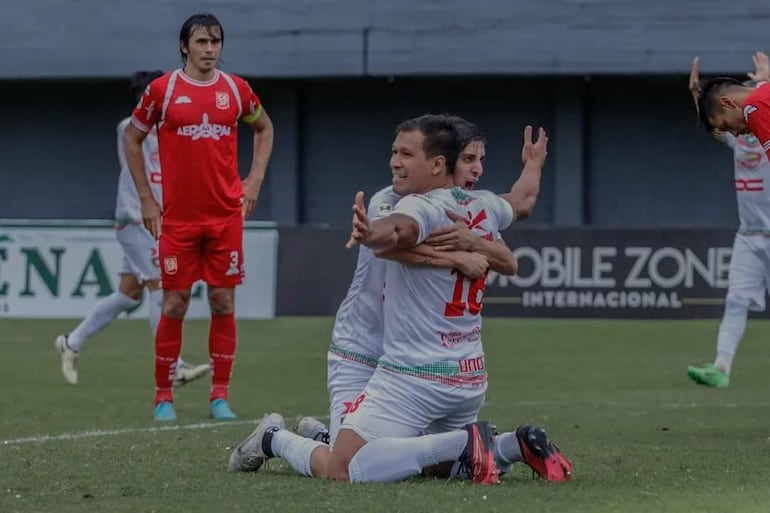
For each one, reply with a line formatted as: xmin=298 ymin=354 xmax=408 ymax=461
xmin=698 ymin=53 xmax=770 ymax=155
xmin=124 ymin=13 xmax=274 ymax=421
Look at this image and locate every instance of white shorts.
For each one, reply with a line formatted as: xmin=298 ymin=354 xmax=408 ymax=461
xmin=327 ymin=352 xmax=376 ymax=449
xmin=727 ymin=233 xmax=770 ymax=311
xmin=340 ymin=366 xmax=486 ymax=442
xmin=116 ymin=223 xmax=160 ymax=284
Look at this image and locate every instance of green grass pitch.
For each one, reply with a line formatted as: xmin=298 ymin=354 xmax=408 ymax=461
xmin=2 ymin=317 xmax=770 ymax=513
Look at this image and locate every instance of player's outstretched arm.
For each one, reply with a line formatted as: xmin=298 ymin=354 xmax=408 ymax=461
xmin=376 ymin=246 xmax=490 ymax=279
xmin=688 ymin=57 xmax=728 ymax=144
xmin=242 ymin=109 xmax=275 ymax=218
xmin=346 ymin=192 xmax=420 ymax=250
xmin=424 ymin=211 xmax=516 ymax=275
xmin=124 ymin=123 xmax=161 ymax=239
xmin=498 ymin=126 xmax=548 ymax=221
xmin=475 ymin=239 xmax=517 ymax=275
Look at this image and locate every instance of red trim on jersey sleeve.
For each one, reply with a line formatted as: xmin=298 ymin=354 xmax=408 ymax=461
xmin=746 ymin=107 xmax=770 ymax=160
xmin=235 ymin=76 xmax=263 ymax=125
xmin=130 ymin=78 xmax=164 ymax=132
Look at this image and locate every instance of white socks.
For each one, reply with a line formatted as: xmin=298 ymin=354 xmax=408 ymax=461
xmin=270 ymin=429 xmax=325 ymax=477
xmin=68 ymin=292 xmax=139 ymax=351
xmin=715 ymin=297 xmax=749 ymax=375
xmin=493 ymin=432 xmax=522 ymax=474
xmin=348 ymin=431 xmax=467 ymax=483
xmin=149 ymin=289 xmax=163 ymax=336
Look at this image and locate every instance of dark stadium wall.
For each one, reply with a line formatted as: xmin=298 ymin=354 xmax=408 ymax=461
xmin=3 ymin=0 xmax=769 ymax=78
xmin=0 ymin=76 xmax=736 ymax=228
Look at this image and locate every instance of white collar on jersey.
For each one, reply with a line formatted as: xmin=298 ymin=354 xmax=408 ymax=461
xmin=178 ymin=68 xmax=221 ymax=86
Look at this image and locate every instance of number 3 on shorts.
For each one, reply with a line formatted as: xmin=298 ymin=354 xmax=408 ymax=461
xmin=226 ymin=250 xmax=240 ymax=276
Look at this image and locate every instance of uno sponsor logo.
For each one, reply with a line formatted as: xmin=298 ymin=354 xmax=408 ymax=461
xmin=735 ymin=178 xmax=764 ymax=191
xmin=458 ymin=356 xmax=485 ymax=373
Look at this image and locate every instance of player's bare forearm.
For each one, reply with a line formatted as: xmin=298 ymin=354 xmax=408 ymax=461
xmin=364 ymin=215 xmax=419 ymax=250
xmin=476 ymin=239 xmax=517 ymax=275
xmin=499 ymin=158 xmax=542 ymax=221
xmin=124 ymin=123 xmax=153 ymax=200
xmin=245 ymin=111 xmax=274 ymax=186
xmin=377 ymin=244 xmax=465 ymax=269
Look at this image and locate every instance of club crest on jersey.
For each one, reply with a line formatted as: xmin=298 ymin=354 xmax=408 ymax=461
xmin=163 ymin=256 xmax=178 ymax=275
xmin=451 ymin=187 xmax=475 ymax=206
xmin=216 ymin=91 xmax=230 ymax=110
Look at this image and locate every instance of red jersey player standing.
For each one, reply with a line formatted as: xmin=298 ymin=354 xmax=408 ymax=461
xmin=124 ymin=13 xmax=274 ymax=421
xmin=697 ymin=53 xmax=770 ymax=152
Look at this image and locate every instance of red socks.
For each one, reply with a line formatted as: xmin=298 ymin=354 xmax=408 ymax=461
xmin=154 ymin=315 xmax=183 ymax=405
xmin=209 ymin=313 xmax=237 ymax=402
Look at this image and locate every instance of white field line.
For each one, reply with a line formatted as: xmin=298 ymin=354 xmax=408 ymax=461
xmin=1 ymin=414 xmax=329 ymax=446
xmin=1 ymin=398 xmax=751 ymax=446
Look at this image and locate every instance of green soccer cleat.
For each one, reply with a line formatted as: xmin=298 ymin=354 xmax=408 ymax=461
xmin=687 ymin=364 xmax=730 ymax=388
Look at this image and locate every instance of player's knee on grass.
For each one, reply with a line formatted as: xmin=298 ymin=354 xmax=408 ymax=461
xmin=327 ymin=428 xmax=368 ymax=482
xmin=118 ymin=274 xmax=143 ymax=301
xmin=163 ymin=290 xmax=191 ymax=318
xmin=208 ymin=286 xmax=234 ymax=315
xmin=310 ymin=444 xmax=331 ymax=479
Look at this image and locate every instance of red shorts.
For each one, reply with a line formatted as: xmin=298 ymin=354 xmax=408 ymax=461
xmin=159 ymin=218 xmax=244 ymax=290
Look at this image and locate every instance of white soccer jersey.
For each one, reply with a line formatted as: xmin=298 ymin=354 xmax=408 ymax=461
xmin=725 ymin=133 xmax=770 ymax=234
xmin=114 ymin=118 xmax=163 ymax=224
xmin=330 ymin=186 xmax=401 ymax=361
xmin=379 ymin=187 xmax=513 ymax=384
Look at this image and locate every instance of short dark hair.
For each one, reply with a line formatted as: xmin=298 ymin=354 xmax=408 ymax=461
xmin=697 ymin=77 xmax=743 ymax=131
xmin=395 ymin=114 xmax=463 ymax=174
xmin=179 ymin=13 xmax=224 ymax=64
xmin=446 ymin=116 xmax=486 ymax=147
xmin=129 ymin=70 xmax=164 ymax=103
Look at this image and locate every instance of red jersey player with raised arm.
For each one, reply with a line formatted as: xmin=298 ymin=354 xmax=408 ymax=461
xmin=124 ymin=13 xmax=274 ymax=422
xmin=698 ymin=59 xmax=770 ymax=154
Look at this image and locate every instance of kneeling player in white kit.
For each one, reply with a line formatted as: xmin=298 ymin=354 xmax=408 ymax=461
xmin=320 ymin=117 xmax=515 ymax=451
xmin=55 ymin=71 xmax=209 ymax=386
xmin=687 ymin=55 xmax=770 ymax=388
xmin=227 ymin=116 xmax=572 ymax=484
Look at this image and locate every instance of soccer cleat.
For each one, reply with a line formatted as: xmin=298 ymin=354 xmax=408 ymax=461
xmin=54 ymin=335 xmax=78 ymax=385
xmin=228 ymin=412 xmax=286 ymax=472
xmin=210 ymin=398 xmax=237 ymax=420
xmin=173 ymin=362 xmax=211 ymax=387
xmin=154 ymin=401 xmax=177 ymax=422
xmin=687 ymin=364 xmax=730 ymax=388
xmin=458 ymin=420 xmax=500 ymax=485
xmin=515 ymin=424 xmax=573 ymax=482
xmin=295 ymin=416 xmax=330 ymax=444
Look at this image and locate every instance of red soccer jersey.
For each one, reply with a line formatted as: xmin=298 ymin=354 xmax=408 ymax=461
xmin=744 ymin=82 xmax=770 ymax=159
xmin=131 ymin=69 xmax=263 ymax=225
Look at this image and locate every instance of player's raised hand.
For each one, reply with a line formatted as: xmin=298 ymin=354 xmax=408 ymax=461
xmin=346 ymin=191 xmax=369 ymax=249
xmin=141 ymin=197 xmax=162 ymax=240
xmin=689 ymin=56 xmax=701 ymax=97
xmin=425 ymin=210 xmax=477 ymax=251
xmin=455 ymin=252 xmax=489 ymax=280
xmin=748 ymin=51 xmax=770 ymax=82
xmin=241 ymin=176 xmax=261 ymax=218
xmin=521 ymin=126 xmax=548 ymax=167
